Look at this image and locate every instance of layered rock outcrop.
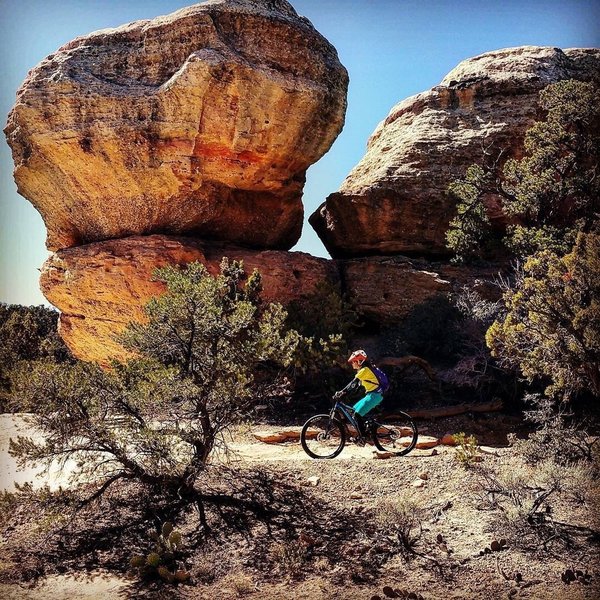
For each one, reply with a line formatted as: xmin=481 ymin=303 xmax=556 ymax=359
xmin=40 ymin=236 xmax=495 ymax=365
xmin=340 ymin=257 xmax=497 ymax=326
xmin=310 ymin=46 xmax=600 ymax=258
xmin=40 ymin=235 xmax=339 ymax=364
xmin=14 ymin=31 xmax=597 ymax=365
xmin=5 ymin=0 xmax=348 ymax=251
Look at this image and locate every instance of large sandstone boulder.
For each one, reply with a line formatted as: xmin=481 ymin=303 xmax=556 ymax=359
xmin=310 ymin=46 xmax=600 ymax=258
xmin=5 ymin=0 xmax=348 ymax=251
xmin=40 ymin=235 xmax=497 ymax=365
xmin=40 ymin=234 xmax=339 ymax=365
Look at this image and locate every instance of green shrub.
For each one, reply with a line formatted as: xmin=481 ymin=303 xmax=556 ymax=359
xmin=453 ymin=432 xmax=479 ymax=468
xmin=447 ymin=80 xmax=600 ymax=263
xmin=487 ymin=233 xmax=600 ymax=401
xmin=8 ymin=260 xmax=303 ymax=528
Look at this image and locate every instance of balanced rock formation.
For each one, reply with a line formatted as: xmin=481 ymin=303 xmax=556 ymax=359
xmin=40 ymin=235 xmax=339 ymax=365
xmin=5 ymin=0 xmax=348 ymax=251
xmin=310 ymin=46 xmax=600 ymax=258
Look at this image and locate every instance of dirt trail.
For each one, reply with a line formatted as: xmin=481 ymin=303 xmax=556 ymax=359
xmin=1 ymin=415 xmax=445 ymax=492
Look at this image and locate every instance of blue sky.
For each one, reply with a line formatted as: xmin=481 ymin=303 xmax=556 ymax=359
xmin=1 ymin=0 xmax=598 ymax=306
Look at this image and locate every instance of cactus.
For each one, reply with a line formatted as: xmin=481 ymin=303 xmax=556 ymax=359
xmin=146 ymin=552 xmax=161 ymax=568
xmin=162 ymin=522 xmax=174 ymax=538
xmin=158 ymin=566 xmax=174 ymax=583
xmin=130 ymin=521 xmax=189 ymax=585
xmin=169 ymin=531 xmax=182 ymax=548
xmin=130 ymin=555 xmax=145 ymax=568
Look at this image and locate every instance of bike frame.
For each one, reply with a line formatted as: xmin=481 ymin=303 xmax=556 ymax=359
xmin=330 ymin=400 xmax=361 ymax=434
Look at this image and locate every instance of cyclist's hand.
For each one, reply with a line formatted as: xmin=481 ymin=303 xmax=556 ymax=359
xmin=333 ymin=391 xmax=342 ymax=400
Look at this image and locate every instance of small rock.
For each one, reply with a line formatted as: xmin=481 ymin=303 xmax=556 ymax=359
xmin=307 ymin=476 xmax=320 ymax=486
xmin=441 ymin=433 xmax=457 ymax=446
xmin=414 ymin=435 xmax=439 ymax=449
xmin=373 ymin=451 xmax=395 ymax=460
xmin=411 ymin=479 xmax=426 ymax=488
xmin=436 ymin=533 xmax=444 ymax=543
xmin=562 ymin=569 xmax=576 ymax=584
xmin=490 ymin=540 xmax=502 ymax=551
xmin=350 ymin=492 xmax=363 ymax=500
xmin=382 ymin=586 xmax=398 ymax=598
xmin=418 ymin=472 xmax=429 ymax=480
xmin=253 ymin=430 xmax=289 ymax=444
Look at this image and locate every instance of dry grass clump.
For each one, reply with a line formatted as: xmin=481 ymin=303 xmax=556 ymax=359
xmin=375 ymin=493 xmax=426 ymax=556
xmin=224 ymin=572 xmax=255 ymax=596
xmin=477 ymin=455 xmax=599 ymax=555
xmin=270 ymin=538 xmax=310 ymax=579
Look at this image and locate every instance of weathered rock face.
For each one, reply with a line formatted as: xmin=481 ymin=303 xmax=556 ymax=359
xmin=5 ymin=0 xmax=348 ymax=251
xmin=340 ymin=256 xmax=499 ymax=326
xmin=310 ymin=46 xmax=600 ymax=258
xmin=40 ymin=235 xmax=339 ymax=365
xmin=40 ymin=234 xmax=496 ymax=365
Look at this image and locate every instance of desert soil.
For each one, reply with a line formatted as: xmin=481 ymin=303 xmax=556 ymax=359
xmin=0 ymin=413 xmax=598 ymax=600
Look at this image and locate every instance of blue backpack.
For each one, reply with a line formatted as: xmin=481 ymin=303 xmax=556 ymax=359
xmin=371 ymin=365 xmax=390 ymax=393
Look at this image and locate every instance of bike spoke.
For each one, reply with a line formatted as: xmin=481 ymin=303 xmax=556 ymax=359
xmin=301 ymin=414 xmax=345 ymax=459
xmin=372 ymin=412 xmax=418 ymax=456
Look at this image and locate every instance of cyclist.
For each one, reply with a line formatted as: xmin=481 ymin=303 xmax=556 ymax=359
xmin=333 ymin=349 xmax=384 ymax=439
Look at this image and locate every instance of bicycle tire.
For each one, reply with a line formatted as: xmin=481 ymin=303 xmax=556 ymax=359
xmin=371 ymin=411 xmax=418 ymax=456
xmin=301 ymin=414 xmax=346 ymax=459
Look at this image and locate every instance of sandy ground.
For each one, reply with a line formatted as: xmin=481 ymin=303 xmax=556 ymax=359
xmin=1 ymin=414 xmax=597 ymax=600
xmin=0 ymin=415 xmax=84 ymax=492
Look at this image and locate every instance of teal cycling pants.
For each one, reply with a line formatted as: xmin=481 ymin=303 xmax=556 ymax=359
xmin=353 ymin=391 xmax=383 ymax=417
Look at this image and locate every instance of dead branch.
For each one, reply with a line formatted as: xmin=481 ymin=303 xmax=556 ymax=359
xmin=378 ymin=355 xmax=437 ymax=381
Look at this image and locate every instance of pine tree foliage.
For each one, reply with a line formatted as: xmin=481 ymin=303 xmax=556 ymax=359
xmin=8 ymin=260 xmax=303 ymax=501
xmin=446 ymin=80 xmax=600 ymax=262
xmin=486 ymin=231 xmax=600 ymax=400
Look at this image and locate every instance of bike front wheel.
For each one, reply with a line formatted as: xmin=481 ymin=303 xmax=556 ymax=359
xmin=371 ymin=411 xmax=418 ymax=456
xmin=301 ymin=414 xmax=346 ymax=459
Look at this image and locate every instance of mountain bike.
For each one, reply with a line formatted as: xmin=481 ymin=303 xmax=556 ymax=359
xmin=300 ymin=397 xmax=418 ymax=459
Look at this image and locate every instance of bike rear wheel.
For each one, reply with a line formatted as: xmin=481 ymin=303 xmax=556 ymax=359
xmin=371 ymin=411 xmax=418 ymax=456
xmin=301 ymin=414 xmax=346 ymax=459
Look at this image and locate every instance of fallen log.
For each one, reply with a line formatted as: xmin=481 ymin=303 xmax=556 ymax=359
xmin=387 ymin=398 xmax=503 ymax=420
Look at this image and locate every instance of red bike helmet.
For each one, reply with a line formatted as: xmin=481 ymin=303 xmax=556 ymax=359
xmin=347 ymin=349 xmax=367 ymax=366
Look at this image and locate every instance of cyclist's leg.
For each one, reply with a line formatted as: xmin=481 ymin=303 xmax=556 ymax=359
xmin=352 ymin=392 xmax=383 ymax=435
xmin=353 ymin=392 xmax=384 ymax=417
